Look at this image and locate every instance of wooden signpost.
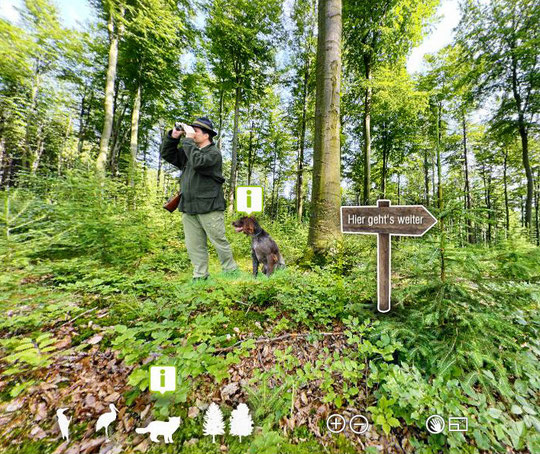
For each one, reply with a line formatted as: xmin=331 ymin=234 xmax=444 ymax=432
xmin=341 ymin=200 xmax=437 ymax=313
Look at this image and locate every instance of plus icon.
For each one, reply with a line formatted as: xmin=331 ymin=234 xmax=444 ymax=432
xmin=326 ymin=414 xmax=346 ymax=433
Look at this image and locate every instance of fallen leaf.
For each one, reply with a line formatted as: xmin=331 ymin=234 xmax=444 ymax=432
xmin=5 ymin=399 xmax=24 ymax=412
xmin=104 ymin=392 xmax=120 ymax=403
xmin=30 ymin=425 xmax=47 ymax=440
xmin=133 ymin=438 xmax=149 ymax=452
xmin=86 ymin=334 xmax=103 ymax=345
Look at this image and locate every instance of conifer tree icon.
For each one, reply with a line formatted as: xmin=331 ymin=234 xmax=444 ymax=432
xmin=229 ymin=403 xmax=253 ymax=442
xmin=203 ymin=402 xmax=225 ymax=443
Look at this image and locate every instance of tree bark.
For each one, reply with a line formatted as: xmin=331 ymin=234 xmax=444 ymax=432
xmin=247 ymin=119 xmax=254 ymax=185
xmin=510 ymin=51 xmax=533 ymax=236
xmin=296 ymin=59 xmax=309 ymax=220
xmin=24 ymin=65 xmax=41 ymax=170
xmin=217 ymin=85 xmax=224 ymax=149
xmin=109 ymin=94 xmax=128 ymax=173
xmin=436 ymin=101 xmax=445 ymax=281
xmin=307 ymin=0 xmax=342 ymax=256
xmin=129 ymin=83 xmax=141 ymax=187
xmin=535 ymin=168 xmax=539 ymax=246
xmin=423 ymin=148 xmax=430 ymax=206
xmin=271 ymin=139 xmax=277 ymax=218
xmin=380 ymin=121 xmax=388 ymax=198
xmin=462 ymin=112 xmax=473 ymax=243
xmin=503 ymin=147 xmax=510 ymax=237
xmin=58 ymin=114 xmax=72 ymax=175
xmin=77 ymin=87 xmax=89 ymax=156
xmin=96 ymin=5 xmax=124 ymax=173
xmin=362 ymin=55 xmax=372 ymax=205
xmin=481 ymin=162 xmax=493 ymax=244
xmin=228 ymin=84 xmax=241 ymax=212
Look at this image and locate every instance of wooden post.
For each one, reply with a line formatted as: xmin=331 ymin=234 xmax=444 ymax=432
xmin=341 ymin=199 xmax=437 ymax=313
xmin=377 ymin=200 xmax=390 ymax=312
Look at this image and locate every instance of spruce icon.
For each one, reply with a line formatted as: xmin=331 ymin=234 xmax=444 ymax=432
xmin=229 ymin=403 xmax=253 ymax=442
xmin=203 ymin=402 xmax=225 ymax=443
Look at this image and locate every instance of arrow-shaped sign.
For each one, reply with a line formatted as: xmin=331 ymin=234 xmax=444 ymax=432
xmin=341 ymin=200 xmax=437 ymax=312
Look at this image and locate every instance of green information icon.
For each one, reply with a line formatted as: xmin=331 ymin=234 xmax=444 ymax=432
xmin=149 ymin=366 xmax=176 ymax=395
xmin=236 ymin=186 xmax=263 ymax=215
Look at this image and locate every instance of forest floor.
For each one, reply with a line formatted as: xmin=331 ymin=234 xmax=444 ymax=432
xmin=1 ymin=211 xmax=539 ymax=454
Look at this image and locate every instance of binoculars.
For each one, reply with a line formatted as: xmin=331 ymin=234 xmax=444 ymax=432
xmin=174 ymin=122 xmax=184 ymax=132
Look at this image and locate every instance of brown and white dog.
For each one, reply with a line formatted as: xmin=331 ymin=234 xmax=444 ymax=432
xmin=232 ymin=216 xmax=285 ymax=276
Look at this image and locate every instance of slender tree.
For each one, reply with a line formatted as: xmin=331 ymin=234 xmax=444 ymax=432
xmin=95 ymin=0 xmax=125 ymax=173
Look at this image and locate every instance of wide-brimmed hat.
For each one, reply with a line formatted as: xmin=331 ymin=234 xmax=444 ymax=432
xmin=190 ymin=117 xmax=217 ymax=138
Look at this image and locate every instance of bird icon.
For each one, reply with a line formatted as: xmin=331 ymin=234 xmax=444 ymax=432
xmin=56 ymin=408 xmax=71 ymax=441
xmin=96 ymin=403 xmax=119 ymax=441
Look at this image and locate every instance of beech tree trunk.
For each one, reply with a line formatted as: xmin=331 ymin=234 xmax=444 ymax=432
xmin=503 ymin=147 xmax=510 ymax=237
xmin=307 ymin=0 xmax=342 ymax=256
xmin=296 ymin=59 xmax=309 ymax=220
xmin=462 ymin=112 xmax=473 ymax=243
xmin=96 ymin=5 xmax=124 ymax=173
xmin=362 ymin=56 xmax=372 ymax=205
xmin=228 ymin=84 xmax=241 ymax=212
xmin=129 ymin=83 xmax=141 ymax=186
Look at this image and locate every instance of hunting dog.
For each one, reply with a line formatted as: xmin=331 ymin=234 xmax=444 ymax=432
xmin=232 ymin=216 xmax=285 ymax=276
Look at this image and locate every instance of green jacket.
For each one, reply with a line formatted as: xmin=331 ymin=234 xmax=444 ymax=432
xmin=161 ymin=131 xmax=226 ymax=214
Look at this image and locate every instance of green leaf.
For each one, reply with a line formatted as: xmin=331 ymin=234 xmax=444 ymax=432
xmin=511 ymin=405 xmax=523 ymax=415
xmin=487 ymin=407 xmax=502 ymax=419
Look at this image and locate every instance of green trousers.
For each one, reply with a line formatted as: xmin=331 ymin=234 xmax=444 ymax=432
xmin=181 ymin=210 xmax=237 ymax=278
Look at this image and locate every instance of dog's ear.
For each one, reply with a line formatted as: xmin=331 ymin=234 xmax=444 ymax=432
xmin=250 ymin=217 xmax=260 ymax=229
xmin=244 ymin=217 xmax=255 ymax=234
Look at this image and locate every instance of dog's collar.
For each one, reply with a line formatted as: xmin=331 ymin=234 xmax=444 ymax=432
xmin=253 ymin=228 xmax=264 ymax=237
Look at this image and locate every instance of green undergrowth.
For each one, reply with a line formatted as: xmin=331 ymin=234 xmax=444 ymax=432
xmin=1 ymin=175 xmax=539 ymax=453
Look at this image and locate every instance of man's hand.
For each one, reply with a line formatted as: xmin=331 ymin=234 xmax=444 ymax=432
xmin=171 ymin=127 xmax=184 ymax=139
xmin=182 ymin=123 xmax=196 ymax=139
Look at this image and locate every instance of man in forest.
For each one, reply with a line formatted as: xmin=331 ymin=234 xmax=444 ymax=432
xmin=161 ymin=117 xmax=238 ymax=281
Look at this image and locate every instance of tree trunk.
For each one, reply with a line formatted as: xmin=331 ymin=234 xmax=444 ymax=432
xmin=271 ymin=140 xmax=277 ymax=218
xmin=481 ymin=163 xmax=493 ymax=244
xmin=96 ymin=5 xmax=124 ymax=173
xmin=510 ymin=52 xmax=533 ymax=236
xmin=142 ymin=132 xmax=149 ymax=183
xmin=109 ymin=94 xmax=128 ymax=173
xmin=31 ymin=121 xmax=46 ymax=174
xmin=307 ymin=0 xmax=342 ymax=256
xmin=397 ymin=172 xmax=401 ymax=205
xmin=296 ymin=59 xmax=309 ymax=220
xmin=24 ymin=66 xmax=40 ymax=170
xmin=423 ymin=148 xmax=429 ymax=206
xmin=58 ymin=114 xmax=72 ymax=175
xmin=518 ymin=122 xmax=532 ymax=235
xmin=77 ymin=87 xmax=89 ymax=156
xmin=129 ymin=83 xmax=141 ymax=187
xmin=380 ymin=122 xmax=388 ymax=199
xmin=462 ymin=112 xmax=473 ymax=243
xmin=247 ymin=120 xmax=254 ymax=185
xmin=228 ymin=84 xmax=241 ymax=212
xmin=157 ymin=122 xmax=166 ymax=189
xmin=362 ymin=56 xmax=372 ymax=205
xmin=503 ymin=147 xmax=510 ymax=237
xmin=217 ymin=84 xmax=224 ymax=150
xmin=535 ymin=168 xmax=539 ymax=246
xmin=436 ymin=101 xmax=445 ymax=281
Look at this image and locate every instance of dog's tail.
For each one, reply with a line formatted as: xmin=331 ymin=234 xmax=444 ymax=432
xmin=135 ymin=427 xmax=150 ymax=435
